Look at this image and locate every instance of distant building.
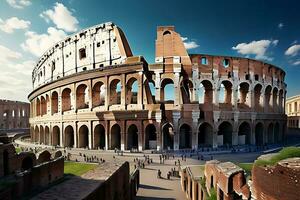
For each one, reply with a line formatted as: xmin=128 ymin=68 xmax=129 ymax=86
xmin=286 ymin=95 xmax=300 ymax=128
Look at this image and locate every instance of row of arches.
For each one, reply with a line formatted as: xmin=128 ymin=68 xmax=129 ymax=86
xmin=32 ymin=120 xmax=283 ymax=150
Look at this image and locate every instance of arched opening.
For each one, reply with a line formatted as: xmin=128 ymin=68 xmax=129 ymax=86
xmin=3 ymin=150 xmax=9 ymax=175
xmin=145 ymin=124 xmax=156 ymax=149
xmin=255 ymin=123 xmax=264 ymax=145
xmin=21 ymin=156 xmax=33 ymax=171
xmin=92 ymin=82 xmax=105 ymax=107
xmin=34 ymin=125 xmax=39 ymax=142
xmin=198 ymin=122 xmax=213 ymax=147
xmin=126 ymin=78 xmax=138 ymax=104
xmin=41 ymin=96 xmax=47 ymax=116
xmin=198 ymin=80 xmax=213 ymax=104
xmin=272 ymin=88 xmax=278 ymax=111
xmin=64 ymin=125 xmax=74 ymax=148
xmin=79 ymin=125 xmax=89 ymax=148
xmin=149 ymin=81 xmax=156 ymax=101
xmin=45 ymin=126 xmax=50 ymax=145
xmin=111 ymin=124 xmax=121 ymax=149
xmin=179 ymin=124 xmax=192 ymax=149
xmin=238 ymin=82 xmax=250 ymax=109
xmin=218 ymin=122 xmax=233 ymax=146
xmin=127 ymin=124 xmax=139 ymax=150
xmin=52 ymin=126 xmax=60 ymax=146
xmin=264 ymin=85 xmax=272 ymax=111
xmin=39 ymin=126 xmax=44 ymax=144
xmin=37 ymin=151 xmax=51 ymax=164
xmin=62 ymin=88 xmax=72 ymax=112
xmin=254 ymin=84 xmax=262 ymax=111
xmin=51 ymin=91 xmax=58 ymax=114
xmin=267 ymin=123 xmax=274 ymax=144
xmin=181 ymin=79 xmax=193 ymax=103
xmin=219 ymin=81 xmax=232 ymax=105
xmin=238 ymin=122 xmax=251 ymax=145
xmin=274 ymin=122 xmax=280 ymax=143
xmin=162 ymin=123 xmax=174 ymax=150
xmin=110 ymin=79 xmax=121 ymax=105
xmin=161 ymin=78 xmax=174 ymax=103
xmin=94 ymin=124 xmax=105 ymax=149
xmin=76 ymin=84 xmax=89 ymax=109
xmin=36 ymin=98 xmax=41 ymax=116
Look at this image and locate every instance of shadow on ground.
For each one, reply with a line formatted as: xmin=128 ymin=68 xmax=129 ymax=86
xmin=139 ymin=184 xmax=171 ymax=191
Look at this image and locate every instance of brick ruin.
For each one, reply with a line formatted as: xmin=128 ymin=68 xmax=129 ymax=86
xmin=29 ymin=22 xmax=287 ymax=151
xmin=180 ymin=157 xmax=300 ymax=200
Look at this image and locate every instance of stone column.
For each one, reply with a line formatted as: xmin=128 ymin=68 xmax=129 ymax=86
xmin=121 ymin=131 xmax=125 ymax=151
xmin=174 ymin=72 xmax=180 ymax=106
xmin=88 ymin=80 xmax=93 ymax=110
xmin=192 ymin=111 xmax=200 ymax=149
xmin=173 ymin=111 xmax=180 ymax=150
xmin=156 ymin=112 xmax=162 ymax=151
xmin=121 ymin=74 xmax=126 ymax=109
xmin=154 ymin=71 xmax=161 ymax=102
xmin=105 ymin=121 xmax=109 ymax=150
xmin=232 ymin=112 xmax=239 ymax=145
xmin=88 ymin=121 xmax=92 ymax=149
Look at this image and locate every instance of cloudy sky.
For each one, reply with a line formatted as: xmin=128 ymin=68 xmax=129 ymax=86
xmin=0 ymin=0 xmax=300 ymax=102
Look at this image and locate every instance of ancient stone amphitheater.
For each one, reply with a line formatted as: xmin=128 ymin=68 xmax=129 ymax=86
xmin=28 ymin=22 xmax=287 ymax=151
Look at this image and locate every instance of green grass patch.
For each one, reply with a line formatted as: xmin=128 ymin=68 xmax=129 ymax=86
xmin=255 ymin=147 xmax=300 ymax=166
xmin=64 ymin=161 xmax=97 ymax=176
xmin=237 ymin=163 xmax=253 ymax=175
xmin=207 ymin=188 xmax=217 ymax=200
xmin=15 ymin=147 xmax=22 ymax=153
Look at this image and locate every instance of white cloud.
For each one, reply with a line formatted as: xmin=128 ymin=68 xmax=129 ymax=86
xmin=181 ymin=36 xmax=199 ymax=50
xmin=0 ymin=44 xmax=34 ymax=101
xmin=21 ymin=27 xmax=67 ymax=57
xmin=285 ymin=44 xmax=300 ymax=57
xmin=6 ymin=0 xmax=31 ymax=9
xmin=0 ymin=17 xmax=30 ymax=33
xmin=278 ymin=23 xmax=284 ymax=29
xmin=292 ymin=60 xmax=300 ymax=66
xmin=232 ymin=39 xmax=278 ymax=61
xmin=40 ymin=2 xmax=79 ymax=32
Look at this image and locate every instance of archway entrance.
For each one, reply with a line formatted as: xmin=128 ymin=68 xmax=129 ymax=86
xmin=198 ymin=123 xmax=213 ymax=147
xmin=179 ymin=124 xmax=192 ymax=149
xmin=111 ymin=124 xmax=121 ymax=149
xmin=162 ymin=123 xmax=174 ymax=150
xmin=145 ymin=124 xmax=156 ymax=149
xmin=218 ymin=122 xmax=233 ymax=146
xmin=255 ymin=123 xmax=264 ymax=145
xmin=238 ymin=122 xmax=251 ymax=145
xmin=65 ymin=125 xmax=74 ymax=147
xmin=94 ymin=124 xmax=105 ymax=149
xmin=127 ymin=124 xmax=138 ymax=150
xmin=267 ymin=123 xmax=274 ymax=144
xmin=79 ymin=125 xmax=89 ymax=148
xmin=52 ymin=126 xmax=60 ymax=146
xmin=45 ymin=126 xmax=50 ymax=145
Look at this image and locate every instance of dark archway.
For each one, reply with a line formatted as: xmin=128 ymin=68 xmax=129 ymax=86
xmin=198 ymin=122 xmax=213 ymax=147
xmin=111 ymin=124 xmax=121 ymax=149
xmin=267 ymin=123 xmax=274 ymax=144
xmin=94 ymin=124 xmax=105 ymax=149
xmin=255 ymin=123 xmax=264 ymax=145
xmin=79 ymin=125 xmax=89 ymax=148
xmin=40 ymin=126 xmax=44 ymax=144
xmin=179 ymin=124 xmax=192 ymax=149
xmin=162 ymin=123 xmax=174 ymax=150
xmin=45 ymin=126 xmax=50 ymax=145
xmin=145 ymin=124 xmax=156 ymax=149
xmin=218 ymin=122 xmax=232 ymax=146
xmin=127 ymin=124 xmax=138 ymax=150
xmin=274 ymin=122 xmax=280 ymax=143
xmin=52 ymin=126 xmax=60 ymax=146
xmin=65 ymin=125 xmax=74 ymax=147
xmin=238 ymin=122 xmax=251 ymax=145
xmin=21 ymin=156 xmax=33 ymax=171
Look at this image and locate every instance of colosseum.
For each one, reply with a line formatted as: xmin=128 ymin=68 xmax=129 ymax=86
xmin=28 ymin=22 xmax=287 ymax=151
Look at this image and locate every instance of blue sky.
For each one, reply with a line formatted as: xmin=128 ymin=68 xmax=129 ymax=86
xmin=0 ymin=0 xmax=300 ymax=101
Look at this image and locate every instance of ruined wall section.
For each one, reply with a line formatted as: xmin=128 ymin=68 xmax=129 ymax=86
xmin=32 ymin=22 xmax=133 ymax=89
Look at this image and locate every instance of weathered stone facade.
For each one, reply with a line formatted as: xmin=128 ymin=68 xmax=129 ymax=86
xmin=286 ymin=95 xmax=300 ymax=128
xmin=29 ymin=22 xmax=287 ymax=151
xmin=0 ymin=99 xmax=29 ymax=131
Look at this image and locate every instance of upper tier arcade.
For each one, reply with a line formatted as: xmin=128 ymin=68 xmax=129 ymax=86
xmin=32 ymin=22 xmax=132 ymax=89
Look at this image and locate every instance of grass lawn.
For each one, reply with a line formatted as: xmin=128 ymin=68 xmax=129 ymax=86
xmin=64 ymin=161 xmax=97 ymax=176
xmin=255 ymin=147 xmax=300 ymax=166
xmin=237 ymin=163 xmax=253 ymax=175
